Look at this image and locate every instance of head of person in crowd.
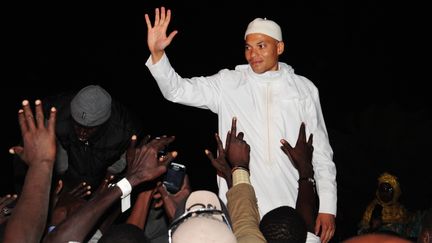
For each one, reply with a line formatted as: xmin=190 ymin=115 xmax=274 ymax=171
xmin=376 ymin=172 xmax=401 ymax=205
xmin=343 ymin=233 xmax=413 ymax=243
xmin=70 ymin=85 xmax=112 ymax=143
xmin=168 ymin=190 xmax=236 ymax=243
xmin=244 ymin=17 xmax=285 ymax=74
xmin=259 ymin=205 xmax=307 ymax=243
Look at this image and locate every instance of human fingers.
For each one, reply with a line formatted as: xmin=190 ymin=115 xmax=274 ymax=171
xmin=47 ymin=106 xmax=57 ymax=134
xmin=34 ymin=100 xmax=45 ymax=129
xmin=230 ymin=117 xmax=237 ymax=141
xmin=21 ymin=100 xmax=36 ymax=131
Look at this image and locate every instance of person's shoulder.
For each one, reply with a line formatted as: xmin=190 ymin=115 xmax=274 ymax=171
xmin=213 ymin=67 xmax=244 ymax=85
xmin=217 ymin=66 xmax=244 ymax=76
xmin=281 ymin=63 xmax=319 ymax=95
xmin=234 ymin=64 xmax=249 ymax=71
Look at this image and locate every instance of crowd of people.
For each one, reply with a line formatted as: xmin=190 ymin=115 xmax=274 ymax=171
xmin=0 ymin=5 xmax=430 ymax=243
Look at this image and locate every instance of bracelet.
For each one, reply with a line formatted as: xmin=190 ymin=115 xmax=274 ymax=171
xmin=298 ymin=177 xmax=316 ymax=186
xmin=116 ymin=178 xmax=132 ymax=212
xmin=116 ymin=178 xmax=132 ymax=198
xmin=231 ymin=165 xmax=249 ymax=174
xmin=232 ymin=168 xmax=251 ymax=186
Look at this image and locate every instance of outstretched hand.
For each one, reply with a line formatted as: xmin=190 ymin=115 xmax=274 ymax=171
xmin=206 ymin=117 xmax=250 ymax=189
xmin=145 ymin=6 xmax=178 ymax=63
xmin=280 ymin=122 xmax=314 ymax=178
xmin=225 ymin=117 xmax=250 ymax=170
xmin=125 ymin=135 xmax=176 ymax=187
xmin=9 ymin=100 xmax=57 ymax=168
xmin=205 ymin=133 xmax=232 ymax=188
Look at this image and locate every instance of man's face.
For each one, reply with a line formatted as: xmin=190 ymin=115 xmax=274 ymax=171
xmin=244 ymin=33 xmax=284 ymax=74
xmin=73 ymin=121 xmax=99 ymax=142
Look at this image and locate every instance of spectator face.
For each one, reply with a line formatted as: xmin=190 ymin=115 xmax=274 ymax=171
xmin=378 ymin=182 xmax=394 ymax=203
xmin=73 ymin=121 xmax=99 ymax=142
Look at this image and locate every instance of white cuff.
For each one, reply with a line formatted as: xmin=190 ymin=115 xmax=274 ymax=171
xmin=116 ymin=178 xmax=132 ymax=212
xmin=116 ymin=178 xmax=132 ymax=198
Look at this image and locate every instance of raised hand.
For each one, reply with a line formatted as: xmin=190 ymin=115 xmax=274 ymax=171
xmin=280 ymin=122 xmax=313 ymax=178
xmin=225 ymin=117 xmax=250 ymax=171
xmin=145 ymin=6 xmax=178 ymax=63
xmin=125 ymin=135 xmax=176 ymax=187
xmin=9 ymin=100 xmax=57 ymax=168
xmin=205 ymin=133 xmax=232 ymax=188
xmin=4 ymin=99 xmax=57 ymax=243
xmin=50 ymin=182 xmax=90 ymax=227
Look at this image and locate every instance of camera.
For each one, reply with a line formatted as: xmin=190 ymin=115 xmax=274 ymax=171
xmin=163 ymin=162 xmax=186 ymax=194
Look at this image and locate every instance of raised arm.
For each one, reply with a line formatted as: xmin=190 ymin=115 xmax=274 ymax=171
xmin=4 ymin=99 xmax=57 ymax=243
xmin=145 ymin=6 xmax=178 ymax=64
xmin=223 ymin=117 xmax=266 ymax=243
xmin=43 ymin=135 xmax=176 ymax=243
xmin=280 ymin=122 xmax=317 ymax=233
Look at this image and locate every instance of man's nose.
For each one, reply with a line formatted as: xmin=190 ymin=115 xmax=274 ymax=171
xmin=77 ymin=128 xmax=88 ymax=136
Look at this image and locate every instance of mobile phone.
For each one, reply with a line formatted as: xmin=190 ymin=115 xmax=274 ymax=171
xmin=163 ymin=162 xmax=186 ymax=194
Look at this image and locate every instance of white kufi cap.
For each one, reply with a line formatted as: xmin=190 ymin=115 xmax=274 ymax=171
xmin=244 ymin=17 xmax=282 ymax=41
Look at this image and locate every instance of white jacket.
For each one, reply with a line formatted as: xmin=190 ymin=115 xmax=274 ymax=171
xmin=146 ymin=54 xmax=337 ymax=217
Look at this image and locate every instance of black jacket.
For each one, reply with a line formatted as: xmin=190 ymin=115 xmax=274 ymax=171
xmin=42 ymin=90 xmax=144 ymax=189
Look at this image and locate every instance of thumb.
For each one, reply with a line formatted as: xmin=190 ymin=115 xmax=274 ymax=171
xmin=157 ymin=182 xmax=169 ymax=200
xmin=315 ymin=218 xmax=321 ymax=235
xmin=9 ymin=146 xmax=25 ymax=161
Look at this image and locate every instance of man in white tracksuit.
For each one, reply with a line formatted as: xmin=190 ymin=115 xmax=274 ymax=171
xmin=145 ymin=7 xmax=337 ymax=243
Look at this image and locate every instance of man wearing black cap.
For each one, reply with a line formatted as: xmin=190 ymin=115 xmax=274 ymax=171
xmin=40 ymin=84 xmax=143 ymax=189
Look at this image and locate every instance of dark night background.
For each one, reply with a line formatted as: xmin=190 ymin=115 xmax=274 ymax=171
xmin=1 ymin=0 xmax=430 ymax=241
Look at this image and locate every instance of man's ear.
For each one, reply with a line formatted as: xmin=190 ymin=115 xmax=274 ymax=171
xmin=277 ymin=41 xmax=285 ymax=55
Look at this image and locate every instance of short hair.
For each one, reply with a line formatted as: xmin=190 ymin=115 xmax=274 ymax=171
xmin=98 ymin=224 xmax=148 ymax=243
xmin=259 ymin=206 xmax=307 ymax=243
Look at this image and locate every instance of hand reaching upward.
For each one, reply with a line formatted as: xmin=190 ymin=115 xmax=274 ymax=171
xmin=145 ymin=6 xmax=178 ymax=64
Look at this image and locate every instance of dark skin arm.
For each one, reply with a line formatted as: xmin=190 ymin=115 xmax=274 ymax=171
xmin=48 ymin=181 xmax=91 ymax=227
xmin=205 ymin=133 xmax=232 ymax=188
xmin=125 ymin=134 xmax=159 ymax=229
xmin=206 ymin=117 xmax=250 ymax=189
xmin=126 ymin=189 xmax=154 ymax=229
xmin=225 ymin=117 xmax=250 ymax=172
xmin=280 ymin=122 xmax=317 ymax=234
xmin=156 ymin=175 xmax=191 ymax=222
xmin=4 ymin=99 xmax=57 ymax=243
xmin=43 ymin=135 xmax=176 ymax=243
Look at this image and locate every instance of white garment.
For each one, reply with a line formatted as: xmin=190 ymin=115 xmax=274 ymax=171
xmin=146 ymin=54 xmax=337 ymax=217
xmin=307 ymin=232 xmax=322 ymax=243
